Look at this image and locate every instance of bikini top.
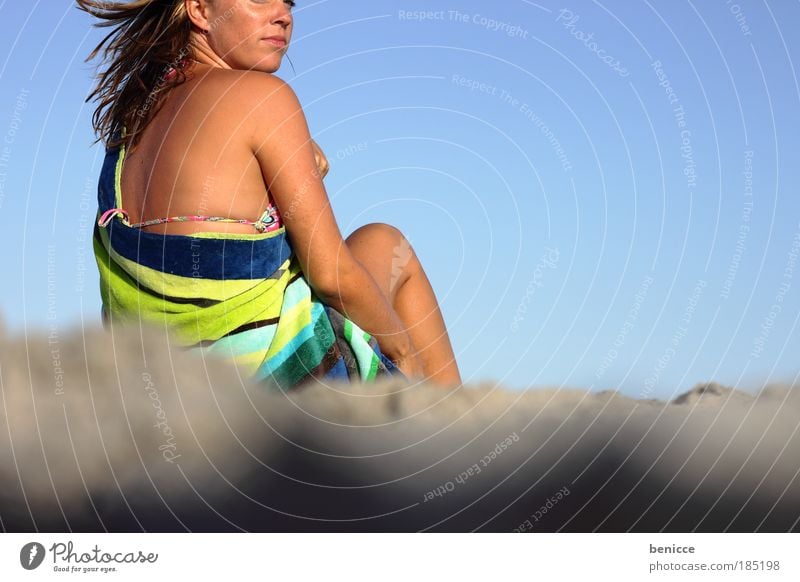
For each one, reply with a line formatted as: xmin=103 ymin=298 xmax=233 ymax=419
xmin=98 ymin=60 xmax=286 ymax=234
xmin=96 ymin=57 xmax=286 ymax=234
xmin=97 ymin=203 xmax=283 ymax=233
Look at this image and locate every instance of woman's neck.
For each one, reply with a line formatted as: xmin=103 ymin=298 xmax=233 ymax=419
xmin=189 ymin=32 xmax=230 ymax=69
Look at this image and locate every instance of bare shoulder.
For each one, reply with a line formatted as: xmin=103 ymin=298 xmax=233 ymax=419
xmin=191 ymin=68 xmax=297 ymax=106
xmin=187 ymin=69 xmax=303 ymax=144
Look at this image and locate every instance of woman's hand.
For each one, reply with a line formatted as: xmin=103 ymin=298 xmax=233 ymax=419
xmin=393 ymin=352 xmax=425 ymax=381
xmin=383 ymin=335 xmax=425 ymax=380
xmin=311 ymin=139 xmax=329 ymax=179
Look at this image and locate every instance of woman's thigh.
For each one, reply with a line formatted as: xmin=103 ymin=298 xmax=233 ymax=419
xmin=344 ymin=222 xmax=416 ymax=306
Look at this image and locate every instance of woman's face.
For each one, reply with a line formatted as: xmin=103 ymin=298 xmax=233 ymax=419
xmin=197 ymin=0 xmax=294 ymax=73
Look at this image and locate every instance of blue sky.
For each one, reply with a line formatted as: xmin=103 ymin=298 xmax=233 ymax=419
xmin=1 ymin=1 xmax=798 ymax=399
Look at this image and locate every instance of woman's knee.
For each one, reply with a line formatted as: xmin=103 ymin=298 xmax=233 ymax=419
xmin=345 ymin=222 xmax=418 ymax=295
xmin=346 ymin=222 xmax=404 ymax=246
xmin=346 ymin=223 xmax=414 ymax=263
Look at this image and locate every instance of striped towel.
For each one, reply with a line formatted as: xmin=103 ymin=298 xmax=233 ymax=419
xmin=92 ymin=141 xmax=404 ymax=390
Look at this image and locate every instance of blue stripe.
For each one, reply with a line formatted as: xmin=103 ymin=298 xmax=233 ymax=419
xmin=252 ymin=300 xmax=327 ymax=381
xmin=201 ymin=324 xmax=277 ymax=358
xmin=97 ymin=146 xmax=292 ymax=280
xmin=323 ymin=357 xmax=350 ymax=380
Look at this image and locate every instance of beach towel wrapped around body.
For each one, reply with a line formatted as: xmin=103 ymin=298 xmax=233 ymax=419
xmin=93 ymin=141 xmax=404 ymax=390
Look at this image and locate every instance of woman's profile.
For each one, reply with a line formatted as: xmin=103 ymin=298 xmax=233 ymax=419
xmin=79 ymin=0 xmax=462 ymax=389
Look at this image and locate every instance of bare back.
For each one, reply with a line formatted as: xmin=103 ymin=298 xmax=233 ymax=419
xmin=120 ymin=64 xmax=276 ymax=235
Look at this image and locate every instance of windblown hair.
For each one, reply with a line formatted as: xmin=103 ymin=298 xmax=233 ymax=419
xmin=77 ymin=0 xmax=196 ymax=149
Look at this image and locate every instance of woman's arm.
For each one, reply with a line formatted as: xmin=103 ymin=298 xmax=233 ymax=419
xmin=310 ymin=139 xmax=329 ymax=179
xmin=244 ymin=74 xmax=415 ymax=365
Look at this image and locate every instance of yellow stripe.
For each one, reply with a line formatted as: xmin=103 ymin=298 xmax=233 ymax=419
xmin=188 ymin=229 xmax=286 ymax=241
xmin=228 ymin=351 xmax=265 ymax=375
xmin=265 ymin=291 xmax=314 ymax=358
xmin=98 ymin=227 xmax=292 ymax=302
xmin=115 ymin=143 xmax=125 ymax=211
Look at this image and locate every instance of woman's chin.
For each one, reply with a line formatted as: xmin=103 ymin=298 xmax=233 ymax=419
xmin=250 ymin=56 xmax=286 ymax=74
xmin=248 ymin=64 xmax=280 ymax=75
xmin=219 ymin=55 xmax=283 ymax=74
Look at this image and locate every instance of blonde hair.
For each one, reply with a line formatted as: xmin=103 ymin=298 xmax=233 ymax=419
xmin=77 ymin=0 xmax=196 ymax=149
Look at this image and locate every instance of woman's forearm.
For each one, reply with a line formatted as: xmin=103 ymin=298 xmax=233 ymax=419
xmin=313 ymin=258 xmax=413 ymax=361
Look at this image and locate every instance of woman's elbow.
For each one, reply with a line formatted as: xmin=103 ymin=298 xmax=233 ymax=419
xmin=307 ymin=254 xmax=363 ymax=301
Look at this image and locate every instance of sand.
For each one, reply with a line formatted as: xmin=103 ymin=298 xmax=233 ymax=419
xmin=1 ymin=323 xmax=798 ymax=531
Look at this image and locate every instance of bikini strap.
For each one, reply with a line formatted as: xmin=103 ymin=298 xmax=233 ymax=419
xmin=98 ymin=205 xmax=282 ymax=233
xmin=98 ymin=208 xmax=129 ymax=227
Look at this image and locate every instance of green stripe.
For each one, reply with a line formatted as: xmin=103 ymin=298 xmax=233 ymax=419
xmin=344 ymin=318 xmax=353 ymax=344
xmin=365 ymin=351 xmax=379 ymax=381
xmin=361 ymin=329 xmax=380 ymax=380
xmin=268 ymin=307 xmax=336 ymax=389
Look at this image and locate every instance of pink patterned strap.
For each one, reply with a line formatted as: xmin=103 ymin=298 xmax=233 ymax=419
xmin=97 ymin=205 xmax=282 ymax=233
xmin=98 ymin=208 xmax=128 ymax=227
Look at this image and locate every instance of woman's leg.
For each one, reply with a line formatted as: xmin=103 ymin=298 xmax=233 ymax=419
xmin=344 ymin=223 xmax=462 ymax=387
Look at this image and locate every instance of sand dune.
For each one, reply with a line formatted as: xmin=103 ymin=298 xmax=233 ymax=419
xmin=1 ymin=322 xmax=798 ymax=532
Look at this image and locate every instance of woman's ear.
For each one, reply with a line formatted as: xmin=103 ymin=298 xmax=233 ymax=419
xmin=185 ymin=0 xmax=210 ymax=32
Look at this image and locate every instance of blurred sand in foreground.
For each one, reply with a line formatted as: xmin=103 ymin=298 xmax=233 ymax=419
xmin=1 ymin=322 xmax=798 ymax=532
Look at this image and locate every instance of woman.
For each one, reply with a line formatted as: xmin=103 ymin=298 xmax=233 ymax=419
xmin=81 ymin=0 xmax=462 ymax=389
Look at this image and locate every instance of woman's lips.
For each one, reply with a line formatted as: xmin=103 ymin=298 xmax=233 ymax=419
xmin=264 ymin=37 xmax=287 ymax=47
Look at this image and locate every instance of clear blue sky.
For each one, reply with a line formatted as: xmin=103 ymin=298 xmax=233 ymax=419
xmin=1 ymin=1 xmax=798 ymax=398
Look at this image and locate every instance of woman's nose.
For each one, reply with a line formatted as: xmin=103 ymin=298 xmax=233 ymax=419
xmin=273 ymin=3 xmax=293 ymax=26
